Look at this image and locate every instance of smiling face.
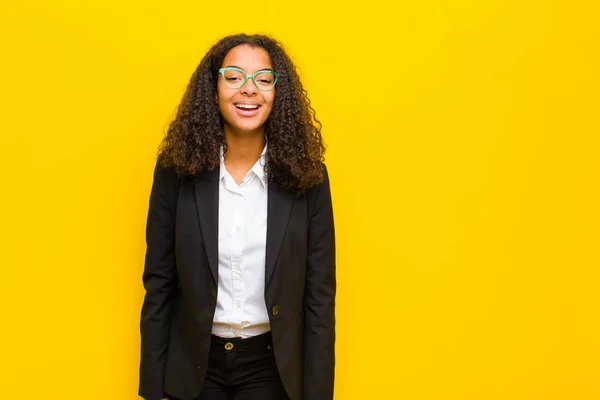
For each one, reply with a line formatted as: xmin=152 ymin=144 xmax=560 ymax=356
xmin=217 ymin=44 xmax=275 ymax=139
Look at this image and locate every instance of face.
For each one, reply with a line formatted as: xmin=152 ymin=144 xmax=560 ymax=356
xmin=217 ymin=44 xmax=275 ymax=137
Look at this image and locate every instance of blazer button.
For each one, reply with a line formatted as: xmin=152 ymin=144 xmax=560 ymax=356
xmin=271 ymin=305 xmax=280 ymax=316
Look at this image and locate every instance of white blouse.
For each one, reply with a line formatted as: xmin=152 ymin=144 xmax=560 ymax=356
xmin=212 ymin=145 xmax=270 ymax=338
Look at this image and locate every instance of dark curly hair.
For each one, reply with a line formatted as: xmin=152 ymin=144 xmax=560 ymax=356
xmin=157 ymin=33 xmax=326 ymax=193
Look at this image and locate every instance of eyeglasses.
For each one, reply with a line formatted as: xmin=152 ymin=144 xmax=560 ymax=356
xmin=218 ymin=67 xmax=278 ymax=91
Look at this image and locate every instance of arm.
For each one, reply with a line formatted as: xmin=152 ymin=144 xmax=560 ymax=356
xmin=139 ymin=161 xmax=179 ymax=400
xmin=303 ymin=165 xmax=336 ymax=400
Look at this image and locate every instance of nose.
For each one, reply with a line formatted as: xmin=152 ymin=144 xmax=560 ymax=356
xmin=240 ymin=78 xmax=257 ymax=95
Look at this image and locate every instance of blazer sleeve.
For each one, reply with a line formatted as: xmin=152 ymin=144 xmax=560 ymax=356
xmin=139 ymin=160 xmax=179 ymax=400
xmin=303 ymin=164 xmax=336 ymax=400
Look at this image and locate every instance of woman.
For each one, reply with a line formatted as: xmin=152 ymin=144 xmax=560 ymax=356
xmin=139 ymin=34 xmax=336 ymax=400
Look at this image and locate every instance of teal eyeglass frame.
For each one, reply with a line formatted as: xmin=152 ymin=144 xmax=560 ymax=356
xmin=218 ymin=67 xmax=278 ymax=91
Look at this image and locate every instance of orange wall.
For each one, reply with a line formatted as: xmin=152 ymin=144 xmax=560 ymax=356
xmin=1 ymin=0 xmax=599 ymax=398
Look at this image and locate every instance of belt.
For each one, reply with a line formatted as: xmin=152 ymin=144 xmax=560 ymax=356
xmin=211 ymin=331 xmax=273 ymax=352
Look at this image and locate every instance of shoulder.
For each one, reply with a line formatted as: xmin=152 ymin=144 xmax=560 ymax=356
xmin=151 ymin=158 xmax=183 ymax=200
xmin=307 ymin=163 xmax=330 ymax=191
xmin=153 ymin=158 xmax=179 ymax=180
xmin=305 ymin=163 xmax=332 ymax=205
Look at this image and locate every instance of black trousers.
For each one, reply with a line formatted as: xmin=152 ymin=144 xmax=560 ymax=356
xmin=167 ymin=332 xmax=289 ymax=400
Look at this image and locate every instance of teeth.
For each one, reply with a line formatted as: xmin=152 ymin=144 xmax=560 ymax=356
xmin=236 ymin=104 xmax=259 ymax=109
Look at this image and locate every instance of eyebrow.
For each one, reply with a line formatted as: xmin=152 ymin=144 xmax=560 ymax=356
xmin=224 ymin=65 xmax=274 ymax=72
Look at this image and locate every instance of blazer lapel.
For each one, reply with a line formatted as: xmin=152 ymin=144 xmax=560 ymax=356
xmin=265 ymin=183 xmax=294 ymax=286
xmin=193 ymin=167 xmax=219 ymax=285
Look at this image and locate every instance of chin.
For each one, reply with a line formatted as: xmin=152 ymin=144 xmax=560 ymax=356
xmin=228 ymin=124 xmax=263 ymax=135
xmin=230 ymin=119 xmax=266 ymax=133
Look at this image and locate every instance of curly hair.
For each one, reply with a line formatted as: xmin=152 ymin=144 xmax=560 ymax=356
xmin=157 ymin=33 xmax=326 ymax=193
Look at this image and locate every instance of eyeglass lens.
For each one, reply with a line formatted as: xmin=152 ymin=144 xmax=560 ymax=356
xmin=222 ymin=69 xmax=276 ymax=90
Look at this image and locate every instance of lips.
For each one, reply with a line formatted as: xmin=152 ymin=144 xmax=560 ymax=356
xmin=233 ymin=102 xmax=261 ymax=117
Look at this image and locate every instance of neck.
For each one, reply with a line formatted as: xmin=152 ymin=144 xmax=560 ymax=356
xmin=223 ymin=128 xmax=265 ymax=165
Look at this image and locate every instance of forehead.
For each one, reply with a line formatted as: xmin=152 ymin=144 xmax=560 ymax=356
xmin=221 ymin=44 xmax=273 ymax=72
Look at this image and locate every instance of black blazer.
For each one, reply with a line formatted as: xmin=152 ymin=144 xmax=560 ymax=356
xmin=139 ymin=161 xmax=336 ymax=400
